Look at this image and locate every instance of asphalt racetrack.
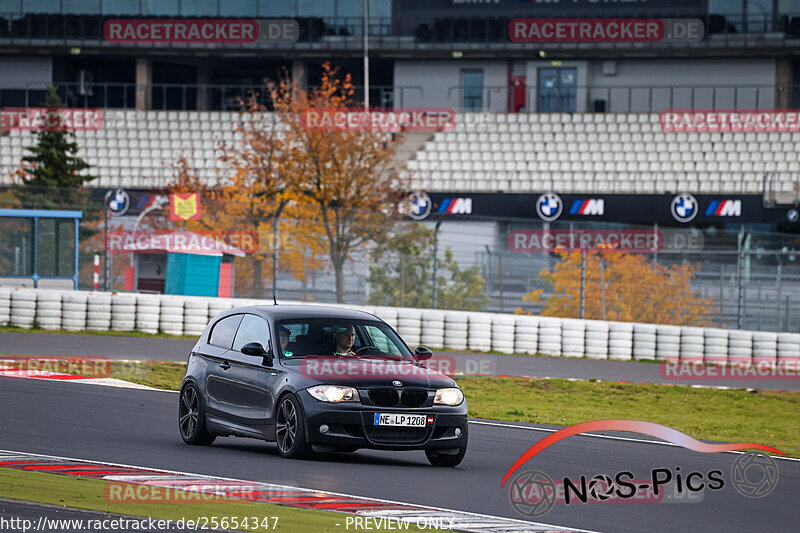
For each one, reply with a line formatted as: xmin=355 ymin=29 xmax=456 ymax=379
xmin=4 ymin=331 xmax=799 ymax=391
xmin=0 ymin=377 xmax=796 ymax=533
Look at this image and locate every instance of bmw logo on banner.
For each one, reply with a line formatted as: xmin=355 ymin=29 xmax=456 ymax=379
xmin=105 ymin=188 xmax=130 ymax=216
xmin=671 ymin=193 xmax=698 ymax=223
xmin=406 ymin=191 xmax=432 ymax=221
xmin=536 ymin=193 xmax=562 ymax=222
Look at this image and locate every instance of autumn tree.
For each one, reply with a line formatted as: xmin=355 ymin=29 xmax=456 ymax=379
xmin=521 ymin=249 xmax=713 ymax=326
xmin=270 ymin=63 xmax=408 ymax=303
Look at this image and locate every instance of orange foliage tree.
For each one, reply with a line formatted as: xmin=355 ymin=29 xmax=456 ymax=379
xmin=522 ymin=249 xmax=713 ymax=326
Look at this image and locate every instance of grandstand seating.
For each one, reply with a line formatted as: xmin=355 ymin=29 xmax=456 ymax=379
xmin=1 ymin=110 xmax=798 ymax=195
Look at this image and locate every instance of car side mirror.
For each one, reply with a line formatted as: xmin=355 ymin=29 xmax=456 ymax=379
xmin=241 ymin=342 xmax=266 ymax=357
xmin=414 ymin=346 xmax=433 ymax=360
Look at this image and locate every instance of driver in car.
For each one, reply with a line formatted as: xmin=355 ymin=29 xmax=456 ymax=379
xmin=332 ymin=324 xmax=357 ymax=356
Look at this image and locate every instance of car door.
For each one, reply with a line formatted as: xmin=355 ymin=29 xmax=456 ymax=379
xmin=219 ymin=314 xmax=283 ymax=438
xmin=197 ymin=314 xmax=242 ymax=426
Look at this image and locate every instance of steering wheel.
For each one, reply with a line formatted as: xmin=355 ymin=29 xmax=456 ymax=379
xmin=355 ymin=345 xmax=379 ymax=355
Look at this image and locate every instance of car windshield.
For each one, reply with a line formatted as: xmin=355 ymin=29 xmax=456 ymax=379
xmin=276 ymin=318 xmax=413 ymax=361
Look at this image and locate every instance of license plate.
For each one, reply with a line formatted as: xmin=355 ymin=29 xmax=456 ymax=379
xmin=373 ymin=413 xmax=427 ymax=427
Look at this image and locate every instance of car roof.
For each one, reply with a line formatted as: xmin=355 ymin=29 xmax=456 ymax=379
xmin=217 ymin=304 xmax=381 ymax=322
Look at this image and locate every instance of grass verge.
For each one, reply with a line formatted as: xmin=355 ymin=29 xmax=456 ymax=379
xmin=456 ymin=376 xmax=800 ymax=458
xmin=0 ymin=468 xmax=429 ymax=532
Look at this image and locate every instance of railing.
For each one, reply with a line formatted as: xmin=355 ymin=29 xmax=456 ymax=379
xmin=446 ymin=84 xmax=788 ymax=113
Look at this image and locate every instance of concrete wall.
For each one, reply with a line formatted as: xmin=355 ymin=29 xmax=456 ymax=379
xmin=394 ymin=60 xmax=509 ymax=111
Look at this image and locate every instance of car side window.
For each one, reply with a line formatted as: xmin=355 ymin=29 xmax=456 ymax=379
xmin=232 ymin=314 xmax=270 ymax=352
xmin=209 ymin=315 xmax=243 ymax=349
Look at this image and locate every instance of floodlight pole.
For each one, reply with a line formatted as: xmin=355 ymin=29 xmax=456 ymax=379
xmin=363 ymin=0 xmax=369 ymax=112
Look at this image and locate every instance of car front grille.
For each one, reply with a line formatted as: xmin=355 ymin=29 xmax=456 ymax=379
xmin=369 ymin=388 xmax=399 ymax=407
xmin=364 ymin=425 xmax=428 ymax=444
xmin=400 ymin=389 xmax=428 ymax=407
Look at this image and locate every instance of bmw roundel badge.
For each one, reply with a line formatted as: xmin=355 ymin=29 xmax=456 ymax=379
xmin=392 ymin=380 xmax=402 ymax=387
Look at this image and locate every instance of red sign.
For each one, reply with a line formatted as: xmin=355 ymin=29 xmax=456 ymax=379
xmin=170 ymin=193 xmax=201 ymax=221
xmin=509 ymin=18 xmax=664 ymax=42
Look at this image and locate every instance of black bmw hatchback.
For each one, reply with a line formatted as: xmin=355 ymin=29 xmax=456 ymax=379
xmin=179 ymin=305 xmax=468 ymax=466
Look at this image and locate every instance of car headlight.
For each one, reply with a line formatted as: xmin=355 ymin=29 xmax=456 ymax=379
xmin=434 ymin=388 xmax=464 ymax=406
xmin=307 ymin=385 xmax=360 ymax=403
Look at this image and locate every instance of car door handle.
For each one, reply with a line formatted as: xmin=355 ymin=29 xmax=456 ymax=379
xmin=219 ymin=361 xmax=231 ymax=370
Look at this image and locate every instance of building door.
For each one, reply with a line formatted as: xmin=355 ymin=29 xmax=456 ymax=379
xmin=462 ymin=69 xmax=484 ymax=111
xmin=537 ymin=68 xmax=577 ymax=113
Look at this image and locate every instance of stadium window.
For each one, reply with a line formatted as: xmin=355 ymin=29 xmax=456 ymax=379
xmin=369 ymin=0 xmax=391 ymax=19
xmin=0 ymin=0 xmax=21 ymax=14
xmin=462 ymin=69 xmax=484 ymax=112
xmin=219 ymin=0 xmax=256 ymax=17
xmin=337 ymin=0 xmax=361 ymax=17
xmin=180 ymin=0 xmax=216 ymax=16
xmin=299 ymin=0 xmax=334 ymax=19
xmin=537 ymin=68 xmax=576 ymax=113
xmin=63 ymin=0 xmax=100 ymax=14
xmin=22 ymin=0 xmax=54 ymax=13
xmin=258 ymin=0 xmax=296 ymax=17
xmin=141 ymin=0 xmax=178 ymax=16
xmin=102 ymin=0 xmax=140 ymax=15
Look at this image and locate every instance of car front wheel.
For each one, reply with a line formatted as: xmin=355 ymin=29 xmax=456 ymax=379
xmin=425 ymin=446 xmax=466 ymax=467
xmin=275 ymin=394 xmax=312 ymax=459
xmin=179 ymin=384 xmax=215 ymax=446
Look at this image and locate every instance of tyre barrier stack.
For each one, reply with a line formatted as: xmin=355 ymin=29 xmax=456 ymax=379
xmin=111 ymin=293 xmax=137 ymax=332
xmin=491 ymin=314 xmax=515 ymax=354
xmin=608 ymin=321 xmax=633 ymax=361
xmin=443 ymin=311 xmax=468 ymax=351
xmin=10 ymin=289 xmax=37 ymax=329
xmin=0 ymin=288 xmax=11 ymax=326
xmin=703 ymin=329 xmax=729 ymax=366
xmin=5 ymin=288 xmax=795 ymax=371
xmin=135 ymin=294 xmax=160 ymax=334
xmin=420 ymin=310 xmax=446 ymax=348
xmin=514 ymin=316 xmax=539 ymax=355
xmin=537 ymin=317 xmax=561 ymax=356
xmin=36 ymin=291 xmax=62 ymax=331
xmin=560 ymin=318 xmax=585 ymax=358
xmin=396 ymin=308 xmax=422 ymax=348
xmin=183 ymin=297 xmax=210 ymax=337
xmin=728 ymin=330 xmax=753 ymax=367
xmin=752 ymin=331 xmax=778 ymax=368
xmin=584 ymin=320 xmax=610 ymax=359
xmin=680 ymin=327 xmax=705 ymax=364
xmin=86 ymin=292 xmax=112 ymax=331
xmin=656 ymin=325 xmax=681 ymax=363
xmin=777 ymin=333 xmax=800 ymax=369
xmin=632 ymin=323 xmax=657 ymax=361
xmin=159 ymin=295 xmax=185 ymax=336
xmin=61 ymin=291 xmax=88 ymax=331
xmin=467 ymin=312 xmax=492 ymax=352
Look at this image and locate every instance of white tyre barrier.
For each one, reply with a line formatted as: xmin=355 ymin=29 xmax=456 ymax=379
xmin=86 ymin=292 xmax=112 ymax=331
xmin=372 ymin=307 xmax=398 ymax=329
xmin=35 ymin=291 xmax=62 ymax=330
xmin=61 ymin=291 xmax=88 ymax=331
xmin=491 ymin=314 xmax=516 ymax=354
xmin=608 ymin=322 xmax=633 ymax=361
xmin=561 ymin=318 xmax=586 ymax=358
xmin=632 ymin=323 xmax=657 ymax=361
xmin=728 ymin=330 xmax=753 ymax=367
xmin=0 ymin=287 xmax=10 ymax=326
xmin=752 ymin=332 xmax=778 ymax=368
xmin=135 ymin=294 xmax=161 ymax=334
xmin=10 ymin=289 xmax=37 ymax=328
xmin=467 ymin=312 xmax=492 ymax=352
xmin=397 ymin=308 xmax=422 ymax=348
xmin=679 ymin=327 xmax=705 ymax=364
xmin=514 ymin=316 xmax=539 ymax=355
xmin=538 ymin=317 xmax=562 ymax=356
xmin=584 ymin=320 xmax=610 ymax=359
xmin=111 ymin=293 xmax=137 ymax=332
xmin=443 ymin=311 xmax=469 ymax=351
xmin=208 ymin=298 xmax=235 ymax=320
xmin=184 ymin=297 xmax=210 ymax=337
xmin=421 ymin=310 xmax=445 ymax=348
xmin=159 ymin=296 xmax=185 ymax=336
xmin=656 ymin=325 xmax=681 ymax=363
xmin=703 ymin=328 xmax=729 ymax=366
xmin=777 ymin=333 xmax=800 ymax=370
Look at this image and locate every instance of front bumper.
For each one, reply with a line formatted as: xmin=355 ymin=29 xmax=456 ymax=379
xmin=299 ymin=390 xmax=468 ymax=451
